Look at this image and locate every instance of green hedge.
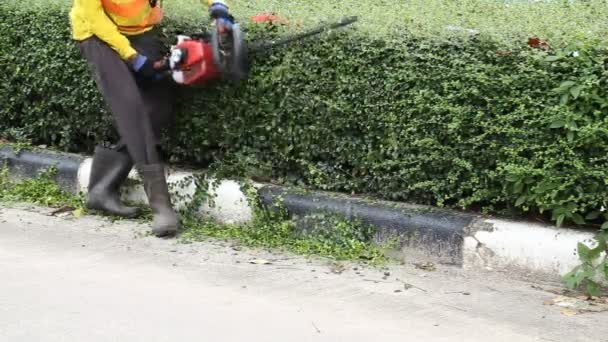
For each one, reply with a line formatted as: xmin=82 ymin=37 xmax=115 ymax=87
xmin=2 ymin=2 xmax=608 ymax=228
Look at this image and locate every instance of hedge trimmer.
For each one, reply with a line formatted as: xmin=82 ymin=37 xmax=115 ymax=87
xmin=161 ymin=15 xmax=358 ymax=86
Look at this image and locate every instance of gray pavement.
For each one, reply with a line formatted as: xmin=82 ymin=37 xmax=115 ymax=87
xmin=0 ymin=204 xmax=607 ymax=342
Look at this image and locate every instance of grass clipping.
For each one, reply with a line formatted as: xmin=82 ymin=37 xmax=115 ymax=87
xmin=179 ymin=182 xmax=393 ymax=265
xmin=0 ymin=166 xmax=392 ymax=265
xmin=0 ymin=166 xmax=84 ymax=209
xmin=180 ymin=208 xmax=391 ymax=265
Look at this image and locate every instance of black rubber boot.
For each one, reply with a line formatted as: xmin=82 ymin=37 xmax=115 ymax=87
xmin=139 ymin=164 xmax=179 ymax=237
xmin=87 ymin=146 xmax=139 ymax=218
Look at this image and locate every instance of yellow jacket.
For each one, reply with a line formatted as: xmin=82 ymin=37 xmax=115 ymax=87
xmin=70 ymin=0 xmax=224 ymax=61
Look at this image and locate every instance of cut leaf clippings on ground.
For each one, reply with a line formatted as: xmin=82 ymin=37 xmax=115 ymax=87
xmin=543 ymin=295 xmax=608 ymax=315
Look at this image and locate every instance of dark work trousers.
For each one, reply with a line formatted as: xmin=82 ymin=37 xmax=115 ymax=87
xmin=78 ymin=31 xmax=175 ymax=165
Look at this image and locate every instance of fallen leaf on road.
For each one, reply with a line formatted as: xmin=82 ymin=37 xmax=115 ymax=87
xmin=398 ymin=279 xmax=427 ymax=292
xmin=330 ymin=263 xmax=346 ymax=274
xmin=414 ymin=262 xmax=436 ymax=272
xmin=560 ymin=308 xmax=578 ymax=316
xmin=311 ymin=321 xmax=321 ymax=334
xmin=446 ymin=291 xmax=471 ymax=296
xmin=544 ymin=295 xmax=608 ymax=315
xmin=364 ymin=279 xmax=391 ymax=284
xmin=49 ymin=206 xmax=75 ymax=217
xmin=73 ymin=208 xmax=85 ymax=218
xmin=553 ymin=296 xmax=581 ymax=308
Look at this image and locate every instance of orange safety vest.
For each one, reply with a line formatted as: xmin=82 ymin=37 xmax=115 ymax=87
xmin=101 ymin=0 xmax=164 ymax=35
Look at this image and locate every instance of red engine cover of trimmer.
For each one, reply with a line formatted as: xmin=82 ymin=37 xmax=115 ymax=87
xmin=170 ymin=36 xmax=220 ymax=86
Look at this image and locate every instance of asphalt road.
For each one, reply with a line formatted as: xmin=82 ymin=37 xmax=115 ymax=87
xmin=1 ymin=205 xmax=607 ymax=342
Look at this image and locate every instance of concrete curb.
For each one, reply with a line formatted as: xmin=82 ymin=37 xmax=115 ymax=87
xmin=257 ymin=185 xmax=476 ymax=265
xmin=463 ymin=219 xmax=596 ymax=277
xmin=0 ymin=146 xmax=85 ymax=194
xmin=0 ymin=146 xmax=597 ymax=279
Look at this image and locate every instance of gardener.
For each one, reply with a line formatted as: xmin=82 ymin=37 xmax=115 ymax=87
xmin=69 ymin=0 xmax=234 ymax=237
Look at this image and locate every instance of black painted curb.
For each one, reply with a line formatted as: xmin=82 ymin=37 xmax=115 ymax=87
xmin=258 ymin=185 xmax=479 ymax=265
xmin=0 ymin=146 xmax=84 ymax=194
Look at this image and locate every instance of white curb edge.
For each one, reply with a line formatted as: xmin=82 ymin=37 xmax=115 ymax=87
xmin=77 ymin=158 xmax=255 ymax=224
xmin=464 ymin=218 xmax=596 ymax=276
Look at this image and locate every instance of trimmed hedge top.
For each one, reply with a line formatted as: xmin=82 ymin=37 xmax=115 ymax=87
xmin=7 ymin=0 xmax=608 ymax=46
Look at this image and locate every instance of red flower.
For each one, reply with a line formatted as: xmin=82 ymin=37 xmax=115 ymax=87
xmin=528 ymin=37 xmax=550 ymax=51
xmin=251 ymin=13 xmax=289 ymax=25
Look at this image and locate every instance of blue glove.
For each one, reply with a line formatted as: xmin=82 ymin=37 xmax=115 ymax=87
xmin=209 ymin=1 xmax=229 ymax=19
xmin=130 ymin=54 xmax=164 ymax=80
xmin=209 ymin=2 xmax=234 ymax=30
